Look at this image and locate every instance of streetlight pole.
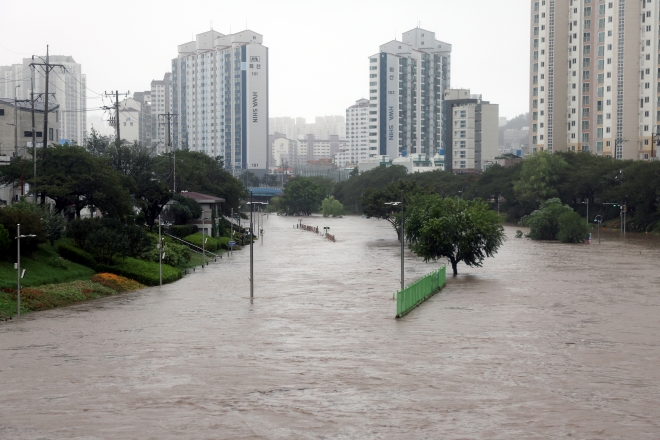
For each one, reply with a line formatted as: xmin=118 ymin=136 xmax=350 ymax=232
xmin=15 ymin=224 xmax=36 ymax=318
xmin=230 ymin=208 xmax=233 ymax=256
xmin=201 ymin=216 xmax=211 ymax=267
xmin=158 ymin=215 xmax=162 ymax=286
xmin=581 ymin=199 xmax=589 ymax=226
xmin=385 ymin=190 xmax=405 ymax=297
xmin=246 ymin=195 xmax=268 ymax=299
xmin=594 ymin=215 xmax=602 ymax=244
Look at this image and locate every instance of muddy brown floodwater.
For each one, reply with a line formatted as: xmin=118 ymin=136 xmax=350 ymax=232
xmin=1 ymin=215 xmax=660 ymax=439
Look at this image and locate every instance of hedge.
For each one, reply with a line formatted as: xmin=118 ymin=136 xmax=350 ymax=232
xmin=168 ymin=225 xmax=198 ymax=239
xmin=58 ymin=242 xmax=98 ymax=270
xmin=97 ymin=258 xmax=181 ymax=286
xmin=58 ymin=242 xmax=181 ymax=286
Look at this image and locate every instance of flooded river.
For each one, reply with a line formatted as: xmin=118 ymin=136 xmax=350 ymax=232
xmin=1 ymin=215 xmax=660 ymax=439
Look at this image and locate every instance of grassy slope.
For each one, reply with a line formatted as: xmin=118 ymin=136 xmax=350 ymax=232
xmin=0 ymin=244 xmax=96 ymax=290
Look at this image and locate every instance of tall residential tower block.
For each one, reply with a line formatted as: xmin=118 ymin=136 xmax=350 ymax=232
xmin=172 ymin=30 xmax=268 ymax=171
xmin=368 ymin=28 xmax=452 ymax=160
xmin=530 ymin=0 xmax=659 ymax=160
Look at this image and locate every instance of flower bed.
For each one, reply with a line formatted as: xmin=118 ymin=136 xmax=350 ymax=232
xmin=91 ymin=273 xmax=146 ymax=292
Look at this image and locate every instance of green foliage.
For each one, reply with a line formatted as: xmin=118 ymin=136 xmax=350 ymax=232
xmin=513 ymin=152 xmax=568 ymax=205
xmin=0 ymin=224 xmax=10 ymax=255
xmin=97 ymin=257 xmax=181 ymax=286
xmin=57 ymin=242 xmax=98 ymax=270
xmin=183 ymin=233 xmax=227 ymax=252
xmin=557 ymin=210 xmax=589 ymax=243
xmin=520 ymin=198 xmax=587 ymax=242
xmin=163 ymin=194 xmax=203 ymax=225
xmin=141 ymin=241 xmax=191 ymax=267
xmin=405 ymin=196 xmax=505 ymax=276
xmin=47 ymin=256 xmax=70 ymax=270
xmin=362 ymin=180 xmax=433 ymax=238
xmin=65 ymin=218 xmax=153 ymax=264
xmin=0 ymin=202 xmax=47 ymax=257
xmin=0 ymin=243 xmax=95 ymax=290
xmin=333 ymin=165 xmax=408 ymax=213
xmin=168 ymin=224 xmax=199 ymax=238
xmin=280 ymin=177 xmax=326 ymax=215
xmin=266 ymin=197 xmax=281 ymax=213
xmin=322 ymin=196 xmax=344 ymax=217
xmin=162 ymin=150 xmax=245 ymax=216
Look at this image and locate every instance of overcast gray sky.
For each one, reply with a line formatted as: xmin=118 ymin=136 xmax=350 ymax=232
xmin=1 ymin=0 xmax=530 ymax=129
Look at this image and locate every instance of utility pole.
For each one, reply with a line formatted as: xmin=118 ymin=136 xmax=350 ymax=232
xmin=30 ymin=46 xmax=65 ymax=159
xmin=31 ymin=77 xmax=36 ymax=203
xmin=158 ymin=113 xmax=178 ymax=191
xmin=14 ymin=85 xmax=20 ymax=157
xmin=104 ymin=90 xmax=129 ymax=171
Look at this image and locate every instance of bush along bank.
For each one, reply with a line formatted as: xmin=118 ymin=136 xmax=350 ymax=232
xmin=57 ymin=242 xmax=182 ymax=286
xmin=0 ymin=275 xmax=146 ymax=319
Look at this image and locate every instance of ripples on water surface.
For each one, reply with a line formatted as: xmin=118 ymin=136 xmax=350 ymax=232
xmin=1 ymin=215 xmax=660 ymax=439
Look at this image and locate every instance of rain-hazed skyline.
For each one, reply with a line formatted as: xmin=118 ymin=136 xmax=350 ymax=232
xmin=0 ymin=0 xmax=530 ymax=129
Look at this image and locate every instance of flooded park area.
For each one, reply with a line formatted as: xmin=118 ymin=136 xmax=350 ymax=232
xmin=1 ymin=214 xmax=660 ymax=439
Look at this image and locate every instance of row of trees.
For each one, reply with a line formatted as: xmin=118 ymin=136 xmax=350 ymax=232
xmin=0 ymin=130 xmax=247 ymax=230
xmin=333 ymin=152 xmax=660 ymax=232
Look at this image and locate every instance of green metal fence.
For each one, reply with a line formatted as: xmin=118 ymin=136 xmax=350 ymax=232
xmin=396 ymin=266 xmax=446 ymax=318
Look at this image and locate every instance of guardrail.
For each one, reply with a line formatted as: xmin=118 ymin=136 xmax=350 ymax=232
xmin=396 ymin=266 xmax=446 ymax=318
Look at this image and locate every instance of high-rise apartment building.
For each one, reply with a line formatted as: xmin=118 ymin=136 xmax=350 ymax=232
xmin=150 ymin=73 xmax=172 ymax=154
xmin=369 ymin=28 xmax=452 ymax=160
xmin=133 ymin=91 xmax=152 ymax=147
xmin=172 ymin=30 xmax=268 ymax=172
xmin=342 ymin=98 xmax=370 ymax=166
xmin=444 ymin=89 xmax=499 ymax=173
xmin=531 ymin=0 xmax=658 ymax=160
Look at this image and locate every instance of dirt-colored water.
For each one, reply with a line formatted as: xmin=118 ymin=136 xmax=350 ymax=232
xmin=1 ymin=215 xmax=660 ymax=439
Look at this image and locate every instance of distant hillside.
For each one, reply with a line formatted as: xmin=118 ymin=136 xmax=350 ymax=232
xmin=499 ymin=113 xmax=530 ymax=145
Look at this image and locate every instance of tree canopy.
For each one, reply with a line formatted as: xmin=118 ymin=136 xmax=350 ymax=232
xmin=280 ymin=177 xmax=326 ymax=215
xmin=405 ymin=195 xmax=505 ymax=276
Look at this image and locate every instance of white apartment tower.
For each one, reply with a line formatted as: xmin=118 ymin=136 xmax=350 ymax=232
xmin=172 ymin=30 xmax=268 ymax=172
xmin=369 ymin=28 xmax=452 ymax=160
xmin=151 ymin=73 xmax=172 ymax=154
xmin=344 ymin=98 xmax=370 ymax=165
xmin=531 ymin=0 xmax=658 ymax=160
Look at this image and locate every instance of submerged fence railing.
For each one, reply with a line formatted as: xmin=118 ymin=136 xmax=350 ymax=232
xmin=396 ymin=266 xmax=446 ymax=318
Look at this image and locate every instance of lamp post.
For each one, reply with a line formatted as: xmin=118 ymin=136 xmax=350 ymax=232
xmin=201 ymin=216 xmax=211 ymax=267
xmin=385 ymin=190 xmax=405 ymax=297
xmin=580 ymin=198 xmax=589 ymax=226
xmin=594 ymin=215 xmax=603 ymax=244
xmin=246 ymin=192 xmax=268 ymax=299
xmin=230 ymin=208 xmax=233 ymax=256
xmin=158 ymin=215 xmax=163 ymax=286
xmin=15 ymin=224 xmax=36 ymax=318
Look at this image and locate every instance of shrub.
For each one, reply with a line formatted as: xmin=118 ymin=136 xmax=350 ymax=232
xmin=0 ymin=203 xmax=47 ymax=256
xmin=57 ymin=242 xmax=98 ymax=270
xmin=557 ymin=211 xmax=588 ymax=243
xmin=0 ymin=224 xmax=10 ymax=256
xmin=184 ymin=233 xmax=221 ymax=252
xmin=65 ymin=218 xmax=153 ymax=264
xmin=168 ymin=224 xmax=198 ymax=239
xmin=97 ymin=257 xmax=181 ymax=286
xmin=48 ymin=256 xmax=70 ymax=270
xmin=2 ymin=280 xmax=117 ymax=313
xmin=322 ymin=196 xmax=344 ymax=217
xmin=91 ymin=273 xmax=145 ymax=292
xmin=140 ymin=241 xmax=191 ymax=267
xmin=520 ymin=198 xmax=577 ymax=241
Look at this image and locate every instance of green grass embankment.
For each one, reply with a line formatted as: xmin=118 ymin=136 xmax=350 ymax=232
xmin=0 ymin=244 xmax=96 ymax=290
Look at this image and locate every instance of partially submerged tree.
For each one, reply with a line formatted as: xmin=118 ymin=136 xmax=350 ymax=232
xmin=280 ymin=177 xmax=325 ymax=215
xmin=405 ymin=195 xmax=505 ymax=276
xmin=520 ymin=198 xmax=588 ymax=243
xmin=322 ymin=196 xmax=344 ymax=217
